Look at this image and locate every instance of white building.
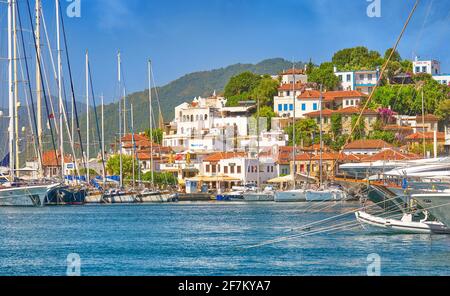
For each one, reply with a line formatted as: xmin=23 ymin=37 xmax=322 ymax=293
xmin=433 ymin=74 xmax=450 ymax=86
xmin=413 ymin=58 xmax=441 ymax=75
xmin=334 ymin=67 xmax=379 ymax=95
xmin=163 ymin=95 xmax=254 ymax=152
xmin=279 ymin=68 xmax=308 ymax=84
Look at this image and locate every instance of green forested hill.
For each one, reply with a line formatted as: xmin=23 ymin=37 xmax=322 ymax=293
xmin=79 ymin=58 xmax=305 ymax=153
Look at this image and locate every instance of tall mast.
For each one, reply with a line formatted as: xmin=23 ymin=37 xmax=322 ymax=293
xmin=319 ymin=85 xmax=323 ymax=187
xmin=13 ymin=0 xmax=19 ymax=176
xmin=148 ymin=60 xmax=154 ymax=188
xmin=291 ymin=63 xmax=296 ymax=189
xmin=421 ymin=89 xmax=426 ymax=158
xmin=56 ymin=0 xmax=64 ymax=179
xmin=256 ymin=94 xmax=260 ymax=190
xmin=8 ymin=0 xmax=15 ymax=179
xmin=36 ymin=0 xmax=42 ymax=165
xmin=131 ymin=103 xmax=136 ymax=191
xmin=118 ymin=51 xmax=123 ymax=188
xmin=101 ymin=93 xmax=106 ymax=187
xmin=86 ymin=50 xmax=90 ymax=182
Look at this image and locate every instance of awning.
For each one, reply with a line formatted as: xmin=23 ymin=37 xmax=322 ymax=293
xmin=268 ymin=174 xmax=316 ymax=183
xmin=186 ymin=175 xmax=240 ymax=182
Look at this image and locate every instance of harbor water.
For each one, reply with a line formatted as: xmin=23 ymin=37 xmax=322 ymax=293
xmin=0 ymin=202 xmax=449 ymax=276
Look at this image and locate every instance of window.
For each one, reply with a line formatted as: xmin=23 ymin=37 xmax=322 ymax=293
xmin=350 ymin=100 xmax=354 ymax=106
xmin=284 ymin=104 xmax=288 ymax=111
xmin=289 ymin=104 xmax=294 ymax=111
xmin=346 ymin=74 xmax=351 ymax=82
xmin=415 ymin=66 xmax=420 ymax=73
xmin=422 ymin=66 xmax=427 ymax=73
xmin=313 ymin=103 xmax=318 ymax=111
xmin=338 ymin=75 xmax=343 ymax=82
xmin=278 ymin=104 xmax=283 ymax=112
xmin=224 ymin=166 xmax=228 ymax=174
xmin=230 ymin=166 xmax=235 ymax=174
xmin=205 ymin=114 xmax=208 ymax=120
xmin=368 ymin=74 xmax=373 ymax=80
xmin=286 ymin=91 xmax=290 ymax=96
xmin=206 ymin=165 xmax=210 ymax=173
xmin=237 ymin=166 xmax=241 ymax=174
xmin=212 ymin=165 xmax=217 ymax=173
xmin=359 ymin=74 xmax=364 ymax=80
xmin=301 ymin=103 xmax=306 ymax=111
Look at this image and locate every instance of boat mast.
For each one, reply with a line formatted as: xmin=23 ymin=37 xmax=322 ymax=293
xmin=421 ymin=89 xmax=426 ymax=158
xmin=291 ymin=63 xmax=296 ymax=189
xmin=101 ymin=93 xmax=106 ymax=188
xmin=35 ymin=0 xmax=42 ymax=172
xmin=319 ymin=84 xmax=323 ymax=187
xmin=13 ymin=0 xmax=19 ymax=177
xmin=118 ymin=51 xmax=123 ymax=188
xmin=131 ymin=103 xmax=136 ymax=191
xmin=148 ymin=60 xmax=154 ymax=188
xmin=256 ymin=93 xmax=260 ymax=190
xmin=85 ymin=50 xmax=90 ymax=182
xmin=8 ymin=0 xmax=16 ymax=180
xmin=56 ymin=0 xmax=64 ymax=180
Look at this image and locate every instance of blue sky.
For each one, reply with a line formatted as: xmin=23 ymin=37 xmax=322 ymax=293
xmin=3 ymin=0 xmax=450 ymax=104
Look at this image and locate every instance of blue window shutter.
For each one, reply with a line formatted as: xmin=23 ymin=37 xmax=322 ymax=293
xmin=278 ymin=104 xmax=282 ymax=111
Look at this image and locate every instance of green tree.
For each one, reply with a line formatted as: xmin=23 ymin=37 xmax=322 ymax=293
xmin=368 ymin=130 xmax=396 ymax=144
xmin=436 ymin=99 xmax=450 ymax=123
xmin=106 ymin=155 xmax=139 ymax=180
xmin=284 ymin=118 xmax=319 ymax=147
xmin=384 ymin=48 xmax=402 ymax=62
xmin=332 ymin=47 xmax=382 ymax=70
xmin=331 ymin=113 xmax=343 ymax=140
xmin=144 ymin=128 xmax=163 ymax=145
xmin=224 ymin=72 xmax=262 ymax=99
xmin=252 ymin=77 xmax=279 ymax=106
xmin=305 ymin=58 xmax=315 ymax=75
xmin=308 ymin=62 xmax=340 ymax=90
xmin=351 ymin=115 xmax=365 ymax=140
xmin=142 ymin=171 xmax=177 ymax=186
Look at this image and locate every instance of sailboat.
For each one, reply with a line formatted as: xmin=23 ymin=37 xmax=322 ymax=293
xmin=242 ymin=92 xmax=274 ymax=202
xmin=304 ymin=85 xmax=346 ymax=202
xmin=275 ymin=64 xmax=306 ymax=202
xmin=0 ymin=0 xmax=57 ymax=207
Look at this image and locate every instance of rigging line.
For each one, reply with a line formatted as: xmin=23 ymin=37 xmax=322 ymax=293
xmin=87 ymin=60 xmax=106 ymax=186
xmin=150 ymin=64 xmax=164 ymax=126
xmin=15 ymin=0 xmax=43 ymax=168
xmin=17 ymin=44 xmax=39 ymax=163
xmin=22 ymin=0 xmax=60 ymax=165
xmin=413 ymin=0 xmax=434 ymax=57
xmin=58 ymin=0 xmax=87 ymax=172
xmin=286 ymin=194 xmax=410 ymax=233
xmin=331 ymin=0 xmax=420 ymax=175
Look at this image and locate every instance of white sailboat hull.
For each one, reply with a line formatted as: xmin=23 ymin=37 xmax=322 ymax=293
xmin=355 ymin=211 xmax=450 ymax=234
xmin=243 ymin=192 xmax=274 ymax=202
xmin=412 ymin=193 xmax=450 ymax=228
xmin=275 ymin=190 xmax=306 ymax=202
xmin=305 ymin=190 xmax=345 ymax=202
xmin=0 ymin=185 xmax=54 ymax=207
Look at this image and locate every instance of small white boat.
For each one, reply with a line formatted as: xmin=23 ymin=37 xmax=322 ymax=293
xmin=274 ymin=189 xmax=306 ymax=202
xmin=355 ymin=211 xmax=450 ymax=234
xmin=305 ymin=189 xmax=346 ymax=202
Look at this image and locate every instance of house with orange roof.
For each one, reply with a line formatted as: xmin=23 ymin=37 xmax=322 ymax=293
xmin=279 ymin=68 xmax=308 ymax=85
xmin=405 ymin=131 xmax=445 ymax=156
xmin=40 ymin=150 xmax=74 ymax=178
xmin=304 ymin=107 xmax=379 ymax=134
xmin=395 ymin=114 xmax=439 ymax=133
xmin=343 ymin=139 xmax=393 ymax=156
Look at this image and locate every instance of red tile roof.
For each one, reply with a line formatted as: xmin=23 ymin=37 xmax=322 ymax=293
xmin=297 ymin=90 xmax=322 ymax=99
xmin=204 ymin=152 xmax=246 ymax=162
xmin=415 ymin=114 xmax=439 ymax=122
xmin=121 ymin=133 xmax=149 ymax=143
xmin=304 ymin=107 xmax=378 ymax=118
xmin=280 ymin=68 xmax=305 ymax=75
xmin=406 ymin=132 xmax=445 ymax=141
xmin=361 ymin=149 xmax=420 ymax=162
xmin=278 ymin=82 xmax=306 ymax=91
xmin=323 ymin=90 xmax=367 ymax=99
xmin=344 ymin=139 xmax=393 ymax=150
xmin=41 ymin=150 xmax=73 ymax=167
xmin=294 ymin=153 xmax=313 ymax=161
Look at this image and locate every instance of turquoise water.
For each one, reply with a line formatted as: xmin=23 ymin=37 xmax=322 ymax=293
xmin=0 ymin=202 xmax=449 ymax=276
